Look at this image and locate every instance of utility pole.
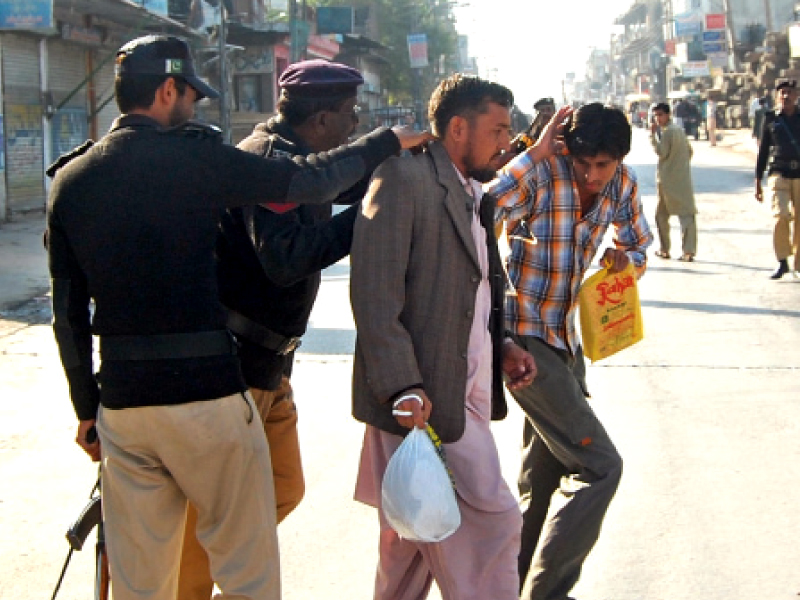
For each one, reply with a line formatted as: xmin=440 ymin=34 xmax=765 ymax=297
xmin=763 ymin=0 xmax=773 ymax=33
xmin=721 ymin=0 xmax=739 ymax=71
xmin=218 ymin=2 xmax=230 ymax=144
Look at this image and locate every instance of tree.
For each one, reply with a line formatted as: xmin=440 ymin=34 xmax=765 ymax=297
xmin=314 ymin=0 xmax=459 ymax=108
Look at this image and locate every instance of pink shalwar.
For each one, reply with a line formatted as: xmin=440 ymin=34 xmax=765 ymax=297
xmin=355 ymin=177 xmax=522 ymax=600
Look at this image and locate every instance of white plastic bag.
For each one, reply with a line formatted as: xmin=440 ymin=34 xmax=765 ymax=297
xmin=381 ymin=427 xmax=461 ymax=542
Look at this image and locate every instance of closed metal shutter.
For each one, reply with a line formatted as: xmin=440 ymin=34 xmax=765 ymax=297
xmin=2 ymin=34 xmax=45 ymax=213
xmin=49 ymin=40 xmax=88 ymax=159
xmin=94 ymin=53 xmax=119 ymax=137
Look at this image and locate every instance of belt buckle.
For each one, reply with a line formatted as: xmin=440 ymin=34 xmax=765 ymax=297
xmin=276 ymin=337 xmax=301 ymax=355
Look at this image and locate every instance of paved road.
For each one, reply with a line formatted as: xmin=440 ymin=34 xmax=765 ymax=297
xmin=2 ymin=129 xmax=799 ymax=600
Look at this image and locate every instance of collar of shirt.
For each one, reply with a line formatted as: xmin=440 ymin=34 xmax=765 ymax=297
xmin=452 ymin=162 xmax=482 ymax=213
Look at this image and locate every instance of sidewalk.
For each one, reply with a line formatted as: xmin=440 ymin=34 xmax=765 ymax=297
xmin=0 ymin=210 xmax=49 ymax=313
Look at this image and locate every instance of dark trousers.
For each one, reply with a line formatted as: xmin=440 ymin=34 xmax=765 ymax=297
xmin=513 ymin=337 xmax=623 ymax=600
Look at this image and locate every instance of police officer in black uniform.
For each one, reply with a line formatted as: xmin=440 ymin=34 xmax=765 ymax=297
xmin=177 ymin=59 xmax=372 ymax=600
xmin=756 ymin=78 xmax=800 ymax=279
xmin=46 ymin=35 xmax=431 ymax=600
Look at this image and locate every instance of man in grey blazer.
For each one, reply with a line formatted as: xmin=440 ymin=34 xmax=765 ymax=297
xmin=350 ymin=74 xmax=537 ymax=600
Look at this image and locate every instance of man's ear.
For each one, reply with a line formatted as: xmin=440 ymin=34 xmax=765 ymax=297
xmin=449 ymin=115 xmax=467 ymax=143
xmin=155 ymin=77 xmax=177 ymax=106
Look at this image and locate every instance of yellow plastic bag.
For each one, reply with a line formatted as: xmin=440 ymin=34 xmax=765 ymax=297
xmin=578 ymin=262 xmax=643 ymax=361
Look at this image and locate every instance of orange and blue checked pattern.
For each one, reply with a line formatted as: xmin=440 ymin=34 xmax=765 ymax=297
xmin=486 ymin=153 xmax=653 ymax=353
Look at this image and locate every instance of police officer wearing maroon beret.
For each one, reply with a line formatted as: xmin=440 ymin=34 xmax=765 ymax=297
xmin=756 ymin=78 xmax=800 ymax=278
xmin=47 ymin=35 xmax=431 ymax=600
xmin=177 ymin=59 xmax=387 ymax=600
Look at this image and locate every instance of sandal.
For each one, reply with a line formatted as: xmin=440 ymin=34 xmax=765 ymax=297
xmin=654 ymin=250 xmax=670 ymax=259
xmin=677 ymin=254 xmax=695 ymax=262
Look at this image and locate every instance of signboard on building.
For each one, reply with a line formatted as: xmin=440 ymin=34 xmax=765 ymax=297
xmin=709 ymin=54 xmax=728 ymax=68
xmin=702 ymin=30 xmax=725 ymax=42
xmin=0 ymin=0 xmax=52 ymax=30
xmin=674 ymin=12 xmax=703 ymax=37
xmin=702 ymin=42 xmax=726 ymax=55
xmin=705 ymin=13 xmax=725 ymax=30
xmin=317 ymin=7 xmax=353 ymax=35
xmin=407 ymin=33 xmax=429 ymax=69
xmin=790 ymin=23 xmax=800 ymax=58
xmin=681 ymin=60 xmax=710 ymax=77
xmin=665 ymin=39 xmax=676 ymax=55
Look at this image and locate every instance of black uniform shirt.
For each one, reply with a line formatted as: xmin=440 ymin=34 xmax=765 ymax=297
xmin=47 ymin=114 xmax=400 ymax=420
xmin=756 ymin=109 xmax=800 ymax=180
xmin=216 ymin=116 xmax=382 ymax=390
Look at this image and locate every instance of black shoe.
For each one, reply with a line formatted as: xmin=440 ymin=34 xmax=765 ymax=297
xmin=770 ymin=259 xmax=790 ymax=280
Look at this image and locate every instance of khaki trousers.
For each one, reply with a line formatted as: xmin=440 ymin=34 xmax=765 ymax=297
xmin=177 ymin=377 xmax=304 ymax=600
xmin=768 ymin=174 xmax=800 ymax=269
xmin=96 ymin=392 xmax=280 ymax=600
xmin=655 ymin=193 xmax=697 ymax=256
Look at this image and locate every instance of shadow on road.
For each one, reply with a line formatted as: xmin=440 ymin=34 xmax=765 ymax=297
xmin=642 ymin=298 xmax=800 ymax=318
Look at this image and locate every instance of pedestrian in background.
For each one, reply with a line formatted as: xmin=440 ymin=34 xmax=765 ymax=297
xmin=46 ymin=34 xmax=431 ymax=600
xmin=755 ymin=78 xmax=800 ymax=279
xmin=351 ymin=74 xmax=536 ymax=600
xmin=176 ymin=60 xmax=406 ymax=600
xmin=529 ymin=96 xmax=556 ymax=141
xmin=488 ymin=102 xmax=653 ymax=600
xmin=650 ymin=102 xmax=698 ymax=262
xmin=753 ymin=96 xmax=768 ymax=143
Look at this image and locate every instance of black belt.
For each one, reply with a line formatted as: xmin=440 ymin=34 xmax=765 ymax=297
xmin=772 ymin=159 xmax=800 ymax=172
xmin=226 ymin=309 xmax=301 ymax=355
xmin=100 ymin=330 xmax=236 ymax=361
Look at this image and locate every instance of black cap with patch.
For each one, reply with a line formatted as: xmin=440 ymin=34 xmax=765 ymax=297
xmin=776 ymin=78 xmax=797 ymax=92
xmin=278 ymin=59 xmax=364 ymax=100
xmin=534 ymin=97 xmax=555 ymax=110
xmin=115 ymin=35 xmax=219 ymax=100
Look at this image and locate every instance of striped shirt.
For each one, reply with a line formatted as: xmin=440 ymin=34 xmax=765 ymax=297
xmin=486 ymin=152 xmax=653 ymax=353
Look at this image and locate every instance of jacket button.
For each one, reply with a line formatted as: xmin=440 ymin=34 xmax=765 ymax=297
xmin=471 ymin=275 xmax=479 ymax=283
xmin=466 ymin=309 xmax=473 ymax=318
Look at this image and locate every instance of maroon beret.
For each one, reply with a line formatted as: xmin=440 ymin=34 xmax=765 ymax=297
xmin=278 ymin=59 xmax=364 ymax=99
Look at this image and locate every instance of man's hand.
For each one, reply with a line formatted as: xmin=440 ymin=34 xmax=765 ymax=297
xmin=392 ymin=388 xmax=432 ymax=430
xmin=526 ymin=105 xmax=573 ymax=163
xmin=755 ymin=179 xmax=763 ymax=203
xmin=390 ymin=125 xmax=435 ymax=152
xmin=650 ymin=120 xmax=658 ymax=135
xmin=77 ymin=419 xmax=101 ymax=462
xmin=502 ymin=340 xmax=537 ymax=390
xmin=601 ymin=248 xmax=630 ymax=274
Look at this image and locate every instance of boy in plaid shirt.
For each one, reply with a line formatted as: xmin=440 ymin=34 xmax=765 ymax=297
xmin=487 ymin=103 xmax=653 ymax=600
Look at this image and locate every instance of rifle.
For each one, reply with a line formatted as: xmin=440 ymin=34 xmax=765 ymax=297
xmin=51 ymin=475 xmax=109 ymax=600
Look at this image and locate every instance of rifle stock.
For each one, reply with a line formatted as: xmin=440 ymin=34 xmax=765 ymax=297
xmin=66 ymin=495 xmax=102 ymax=551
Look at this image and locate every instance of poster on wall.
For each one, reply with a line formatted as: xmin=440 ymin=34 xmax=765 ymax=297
xmin=0 ymin=0 xmax=53 ymax=30
xmin=0 ymin=115 xmax=4 ymax=172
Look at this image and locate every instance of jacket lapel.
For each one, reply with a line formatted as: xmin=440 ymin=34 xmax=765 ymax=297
xmin=427 ymin=142 xmax=481 ymax=270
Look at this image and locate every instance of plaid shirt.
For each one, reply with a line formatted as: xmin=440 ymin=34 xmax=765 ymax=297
xmin=486 ymin=152 xmax=653 ymax=353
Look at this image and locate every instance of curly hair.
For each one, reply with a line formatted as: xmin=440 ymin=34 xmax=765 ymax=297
xmin=564 ymin=103 xmax=631 ymax=160
xmin=428 ymin=74 xmax=514 ymax=138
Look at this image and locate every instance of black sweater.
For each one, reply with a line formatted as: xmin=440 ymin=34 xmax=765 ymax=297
xmin=217 ymin=117 xmax=370 ymax=390
xmin=47 ymin=114 xmax=399 ymax=420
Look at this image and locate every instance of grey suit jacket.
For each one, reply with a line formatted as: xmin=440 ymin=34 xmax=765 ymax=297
xmin=350 ymin=141 xmax=507 ymax=444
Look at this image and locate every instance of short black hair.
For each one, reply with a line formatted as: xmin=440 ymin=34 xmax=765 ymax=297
xmin=428 ymin=74 xmax=514 ymax=138
xmin=653 ymin=102 xmax=670 ymax=114
xmin=114 ymin=75 xmax=188 ymax=113
xmin=565 ymin=103 xmax=631 ymax=160
xmin=276 ymin=93 xmax=354 ymax=127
